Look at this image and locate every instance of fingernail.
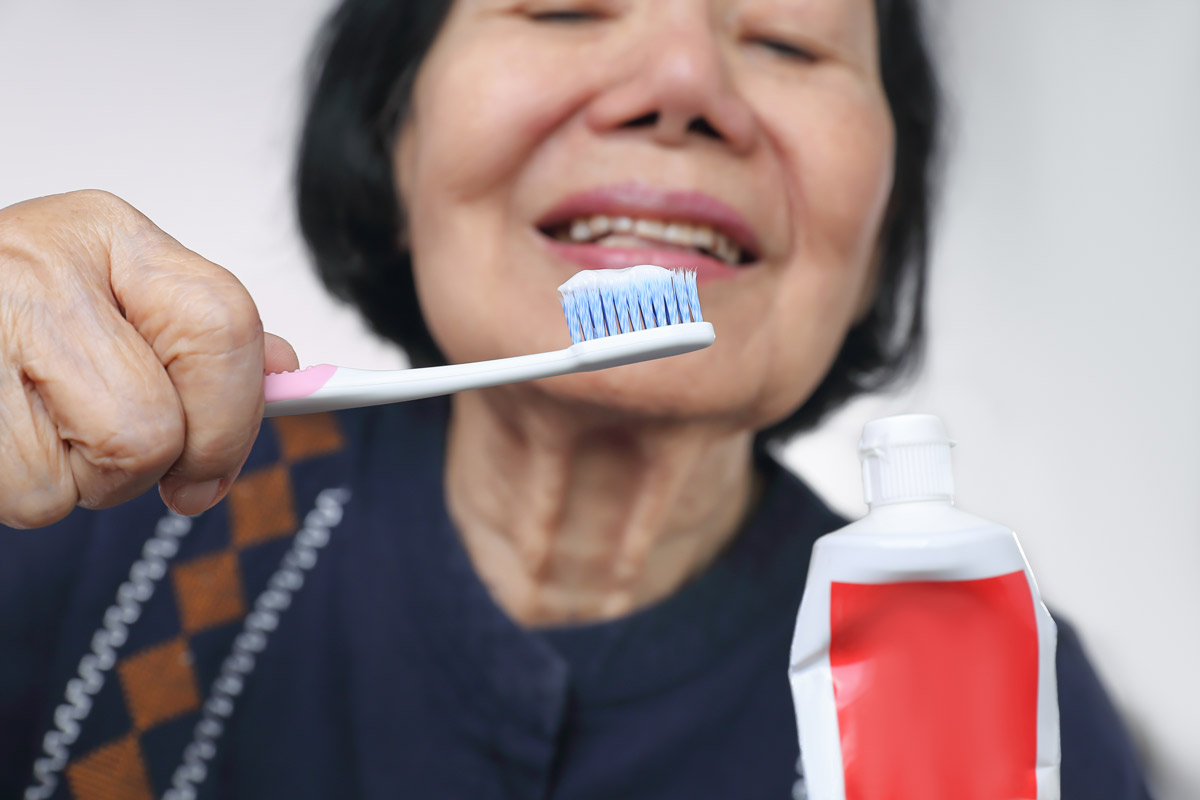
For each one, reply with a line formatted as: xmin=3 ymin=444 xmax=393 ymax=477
xmin=169 ymin=478 xmax=223 ymax=516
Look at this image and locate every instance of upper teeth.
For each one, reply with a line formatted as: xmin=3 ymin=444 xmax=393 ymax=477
xmin=560 ymin=215 xmax=744 ymax=265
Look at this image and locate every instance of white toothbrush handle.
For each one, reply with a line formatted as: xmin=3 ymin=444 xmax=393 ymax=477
xmin=263 ymin=322 xmax=714 ymax=417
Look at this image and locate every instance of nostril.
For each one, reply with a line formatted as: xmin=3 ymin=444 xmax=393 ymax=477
xmin=687 ymin=117 xmax=721 ymax=140
xmin=624 ymin=112 xmax=659 ymax=129
xmin=620 ymin=112 xmax=724 ymax=142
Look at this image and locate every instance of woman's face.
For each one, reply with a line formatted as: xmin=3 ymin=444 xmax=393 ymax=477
xmin=395 ymin=0 xmax=893 ymax=432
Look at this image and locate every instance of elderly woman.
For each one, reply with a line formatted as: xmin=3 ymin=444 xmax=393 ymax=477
xmin=0 ymin=1 xmax=1151 ymax=798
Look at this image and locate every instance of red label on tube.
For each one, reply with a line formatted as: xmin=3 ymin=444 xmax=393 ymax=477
xmin=829 ymin=571 xmax=1039 ymax=800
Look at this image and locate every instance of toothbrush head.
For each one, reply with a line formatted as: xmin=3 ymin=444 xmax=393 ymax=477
xmin=557 ymin=264 xmax=703 ymax=345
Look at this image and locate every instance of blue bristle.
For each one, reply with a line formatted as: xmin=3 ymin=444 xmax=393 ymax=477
xmin=558 ymin=267 xmax=702 ymax=343
xmin=588 ymin=287 xmax=606 ymax=340
xmin=633 ymin=279 xmax=651 ymax=331
xmin=579 ymin=293 xmax=595 ymax=341
xmin=667 ymin=272 xmax=684 ymax=324
xmin=670 ymin=270 xmax=689 ymax=323
xmin=614 ymin=283 xmax=632 ymax=334
xmin=685 ymin=271 xmax=702 ymax=322
xmin=561 ymin=294 xmax=583 ymax=344
xmin=642 ymin=273 xmax=658 ymax=327
xmin=599 ymin=282 xmax=618 ymax=338
xmin=651 ymin=272 xmax=670 ymax=327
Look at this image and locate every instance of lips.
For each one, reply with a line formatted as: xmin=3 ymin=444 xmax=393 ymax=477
xmin=535 ymin=183 xmax=763 ymax=281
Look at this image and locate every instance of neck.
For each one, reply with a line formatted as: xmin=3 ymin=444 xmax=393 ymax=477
xmin=444 ymin=390 xmax=759 ymax=627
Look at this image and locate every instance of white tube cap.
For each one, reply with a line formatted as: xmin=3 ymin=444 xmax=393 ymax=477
xmin=858 ymin=414 xmax=955 ymax=506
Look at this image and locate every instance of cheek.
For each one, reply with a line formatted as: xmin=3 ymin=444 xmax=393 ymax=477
xmin=732 ymin=78 xmax=895 ymax=423
xmin=787 ymin=78 xmax=895 ymax=282
xmin=400 ymin=29 xmax=594 ymax=212
xmin=395 ymin=36 xmax=597 ymax=363
xmin=772 ymin=76 xmax=893 ymax=315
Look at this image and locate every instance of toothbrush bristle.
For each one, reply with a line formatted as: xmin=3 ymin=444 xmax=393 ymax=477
xmin=558 ymin=265 xmax=703 ymax=345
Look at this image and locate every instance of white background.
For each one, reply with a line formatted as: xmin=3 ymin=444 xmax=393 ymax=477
xmin=1 ymin=1 xmax=1196 ymax=797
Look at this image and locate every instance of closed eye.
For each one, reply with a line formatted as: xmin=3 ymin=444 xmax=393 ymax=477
xmin=754 ymin=37 xmax=818 ymax=63
xmin=530 ymin=11 xmax=599 ymax=22
xmin=524 ymin=4 xmax=606 ymax=24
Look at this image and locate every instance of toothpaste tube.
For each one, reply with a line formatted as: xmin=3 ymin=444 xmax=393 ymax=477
xmin=789 ymin=414 xmax=1060 ymax=800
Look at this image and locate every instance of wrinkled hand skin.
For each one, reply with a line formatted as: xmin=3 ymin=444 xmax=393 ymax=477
xmin=0 ymin=190 xmax=290 ymax=527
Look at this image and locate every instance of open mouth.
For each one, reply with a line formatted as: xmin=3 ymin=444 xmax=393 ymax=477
xmin=540 ymin=215 xmax=754 ymax=267
xmin=535 ymin=185 xmax=764 ymax=273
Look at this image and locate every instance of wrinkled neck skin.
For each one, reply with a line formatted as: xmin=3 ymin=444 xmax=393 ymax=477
xmin=444 ymin=389 xmax=759 ymax=628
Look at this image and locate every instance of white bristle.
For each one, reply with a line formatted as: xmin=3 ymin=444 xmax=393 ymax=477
xmin=557 ymin=265 xmax=703 ymax=345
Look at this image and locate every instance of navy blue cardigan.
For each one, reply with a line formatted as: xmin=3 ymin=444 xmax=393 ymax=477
xmin=1 ymin=400 xmax=1152 ymax=799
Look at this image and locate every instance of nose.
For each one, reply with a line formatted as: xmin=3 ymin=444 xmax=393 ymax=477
xmin=585 ymin=13 xmax=756 ymax=154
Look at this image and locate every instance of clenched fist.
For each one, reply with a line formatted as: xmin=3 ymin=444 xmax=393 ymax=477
xmin=0 ymin=190 xmax=298 ymax=527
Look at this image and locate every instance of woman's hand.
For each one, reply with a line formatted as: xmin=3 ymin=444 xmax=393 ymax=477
xmin=0 ymin=190 xmax=298 ymax=527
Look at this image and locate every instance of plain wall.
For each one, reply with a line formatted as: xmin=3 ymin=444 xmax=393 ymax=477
xmin=1 ymin=1 xmax=1196 ymax=797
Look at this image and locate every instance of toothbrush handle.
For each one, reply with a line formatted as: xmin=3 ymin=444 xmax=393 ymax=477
xmin=265 ymin=349 xmax=571 ymax=417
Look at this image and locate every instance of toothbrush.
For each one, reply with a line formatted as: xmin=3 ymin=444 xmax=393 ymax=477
xmin=263 ymin=264 xmax=715 ymax=417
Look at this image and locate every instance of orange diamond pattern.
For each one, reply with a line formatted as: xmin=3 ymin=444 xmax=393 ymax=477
xmin=66 ymin=735 xmax=154 ymax=800
xmin=228 ymin=463 xmax=298 ymax=548
xmin=172 ymin=550 xmax=246 ymax=634
xmin=65 ymin=413 xmax=346 ymax=799
xmin=271 ymin=413 xmax=345 ymax=461
xmin=117 ymin=637 xmax=201 ymax=731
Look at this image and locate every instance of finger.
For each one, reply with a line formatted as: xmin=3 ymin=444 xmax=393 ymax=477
xmin=0 ymin=362 xmax=77 ymax=528
xmin=264 ymin=332 xmax=300 ymax=374
xmin=11 ymin=265 xmax=185 ymax=516
xmin=134 ymin=264 xmax=264 ymax=515
xmin=99 ymin=204 xmax=266 ymax=516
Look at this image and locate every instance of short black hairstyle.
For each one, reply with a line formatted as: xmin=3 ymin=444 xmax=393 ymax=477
xmin=296 ymin=0 xmax=940 ymax=440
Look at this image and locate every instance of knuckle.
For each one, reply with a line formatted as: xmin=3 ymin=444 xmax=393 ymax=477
xmin=133 ymin=267 xmax=262 ymax=366
xmin=62 ymin=190 xmax=145 ymax=233
xmin=0 ymin=190 xmax=135 ymax=282
xmin=85 ymin=413 xmax=185 ymax=477
xmin=28 ymin=190 xmax=137 ymax=236
xmin=173 ymin=278 xmax=262 ymax=353
xmin=65 ymin=188 xmax=127 ymax=211
xmin=1 ymin=189 xmax=126 ymax=228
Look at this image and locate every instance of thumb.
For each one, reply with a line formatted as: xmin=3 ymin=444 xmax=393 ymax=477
xmin=264 ymin=332 xmax=300 ymax=374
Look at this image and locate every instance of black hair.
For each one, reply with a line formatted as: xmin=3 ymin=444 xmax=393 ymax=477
xmin=296 ymin=0 xmax=941 ymax=439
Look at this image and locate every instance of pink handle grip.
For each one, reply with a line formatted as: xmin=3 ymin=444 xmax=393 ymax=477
xmin=263 ymin=364 xmax=338 ymax=403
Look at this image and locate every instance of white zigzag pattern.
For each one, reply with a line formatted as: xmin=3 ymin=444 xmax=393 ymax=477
xmin=24 ymin=512 xmax=193 ymax=800
xmin=24 ymin=486 xmax=351 ymax=800
xmin=162 ymin=487 xmax=350 ymax=800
